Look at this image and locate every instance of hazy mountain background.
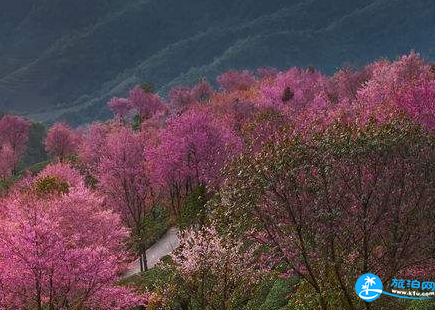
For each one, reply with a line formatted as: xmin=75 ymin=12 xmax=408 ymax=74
xmin=1 ymin=0 xmax=435 ymax=125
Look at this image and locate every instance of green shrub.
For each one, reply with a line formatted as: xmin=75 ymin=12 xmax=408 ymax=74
xmin=132 ymin=114 xmax=142 ymax=131
xmin=133 ymin=205 xmax=170 ymax=251
xmin=242 ymin=276 xmax=276 ymax=310
xmin=179 ymin=184 xmax=208 ymax=229
xmin=26 ymin=160 xmax=51 ymax=175
xmin=406 ymin=299 xmax=435 ymax=310
xmin=0 ymin=175 xmax=20 ymax=196
xmin=259 ymin=278 xmax=297 ymax=310
xmin=120 ymin=266 xmax=172 ymax=293
xmin=18 ymin=122 xmax=48 ymax=170
xmin=33 ymin=176 xmax=69 ymax=196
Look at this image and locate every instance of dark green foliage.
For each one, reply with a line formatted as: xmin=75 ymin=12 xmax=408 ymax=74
xmin=220 ymin=120 xmax=435 ymax=310
xmin=281 ymin=87 xmax=294 ymax=103
xmin=19 ymin=121 xmax=48 ymax=170
xmin=0 ymin=175 xmax=20 ymax=196
xmin=33 ymin=176 xmax=69 ymax=196
xmin=406 ymin=300 xmax=435 ymax=310
xmin=26 ymin=160 xmax=51 ymax=176
xmin=141 ymin=81 xmax=155 ymax=94
xmin=179 ymin=185 xmax=208 ymax=229
xmin=241 ymin=276 xmax=298 ymax=310
xmin=119 ymin=265 xmax=173 ymax=293
xmin=259 ymin=278 xmax=297 ymax=310
xmin=133 ymin=205 xmax=171 ymax=252
xmin=242 ymin=277 xmax=277 ymax=310
xmin=131 ymin=114 xmax=142 ymax=132
xmin=84 ymin=173 xmax=98 ymax=189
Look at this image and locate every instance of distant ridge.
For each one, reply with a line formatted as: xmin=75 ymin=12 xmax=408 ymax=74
xmin=0 ymin=0 xmax=434 ymax=125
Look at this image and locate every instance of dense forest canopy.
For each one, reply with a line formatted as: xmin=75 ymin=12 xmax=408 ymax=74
xmin=2 ymin=1 xmax=435 ymax=309
xmin=2 ymin=53 xmax=435 ymax=309
xmin=1 ymin=0 xmax=435 ymax=125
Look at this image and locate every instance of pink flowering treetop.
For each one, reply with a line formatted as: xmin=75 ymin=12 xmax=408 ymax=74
xmin=0 ymin=144 xmax=16 ymax=179
xmin=201 ymin=88 xmax=261 ymax=134
xmin=327 ymin=66 xmax=371 ymax=103
xmin=191 ymin=79 xmax=213 ymax=103
xmin=0 ymin=114 xmax=31 ymax=162
xmin=169 ymin=80 xmax=214 ymax=113
xmin=260 ymin=67 xmax=328 ymax=117
xmin=217 ymin=70 xmax=256 ymax=92
xmin=95 ymin=127 xmax=154 ymax=270
xmin=78 ymin=122 xmax=111 ymax=174
xmin=349 ymin=52 xmax=433 ymax=126
xmin=249 ymin=53 xmax=435 ymax=136
xmin=38 ymin=162 xmax=85 ymax=189
xmin=169 ymin=86 xmax=195 ymax=112
xmin=44 ymin=123 xmax=80 ymax=161
xmin=97 ymin=127 xmax=152 ymax=230
xmin=108 ymin=97 xmax=131 ymax=119
xmin=256 ymin=67 xmax=279 ymax=79
xmin=0 ymin=163 xmax=147 ymax=310
xmin=397 ymin=80 xmax=435 ymax=132
xmin=128 ymin=86 xmax=166 ymax=120
xmin=146 ymin=109 xmax=242 ymax=214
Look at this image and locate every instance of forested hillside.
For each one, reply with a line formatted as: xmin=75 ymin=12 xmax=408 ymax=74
xmin=1 ymin=0 xmax=435 ymax=125
xmin=2 ymin=53 xmax=435 ymax=309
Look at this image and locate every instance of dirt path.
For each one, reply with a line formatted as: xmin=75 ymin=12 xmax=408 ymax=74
xmin=124 ymin=227 xmax=180 ymax=277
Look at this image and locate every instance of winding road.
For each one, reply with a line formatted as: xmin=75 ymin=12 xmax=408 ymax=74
xmin=124 ymin=227 xmax=180 ymax=278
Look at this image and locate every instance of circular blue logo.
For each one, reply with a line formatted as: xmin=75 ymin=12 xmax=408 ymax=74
xmin=355 ymin=273 xmax=383 ymax=302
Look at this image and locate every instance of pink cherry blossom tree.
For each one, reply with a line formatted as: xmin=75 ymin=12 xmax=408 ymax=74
xmin=397 ymin=80 xmax=435 ymax=132
xmin=0 ymin=115 xmax=31 ymax=172
xmin=128 ymin=86 xmax=166 ymax=121
xmin=259 ymin=67 xmax=328 ymax=117
xmin=191 ymin=79 xmax=213 ymax=103
xmin=96 ymin=127 xmax=154 ymax=271
xmin=45 ymin=123 xmax=79 ymax=161
xmin=78 ymin=122 xmax=111 ymax=174
xmin=0 ymin=163 xmax=147 ymax=310
xmin=257 ymin=67 xmax=279 ymax=79
xmin=108 ymin=97 xmax=131 ymax=120
xmin=0 ymin=144 xmax=16 ymax=180
xmin=146 ymin=109 xmax=242 ymax=215
xmin=217 ymin=70 xmax=256 ymax=92
xmin=169 ymin=81 xmax=214 ymax=113
xmin=169 ymin=86 xmax=194 ymax=112
xmin=167 ymin=226 xmax=259 ymax=310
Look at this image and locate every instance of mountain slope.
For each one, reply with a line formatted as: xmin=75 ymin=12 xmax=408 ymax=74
xmin=0 ymin=0 xmax=434 ymax=125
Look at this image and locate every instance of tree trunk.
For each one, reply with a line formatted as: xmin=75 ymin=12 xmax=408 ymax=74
xmin=319 ymin=294 xmax=328 ymax=310
xmin=36 ymin=278 xmax=43 ymax=310
xmin=142 ymin=252 xmax=148 ymax=271
xmin=139 ymin=255 xmax=144 ymax=272
xmin=139 ymin=252 xmax=148 ymax=272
